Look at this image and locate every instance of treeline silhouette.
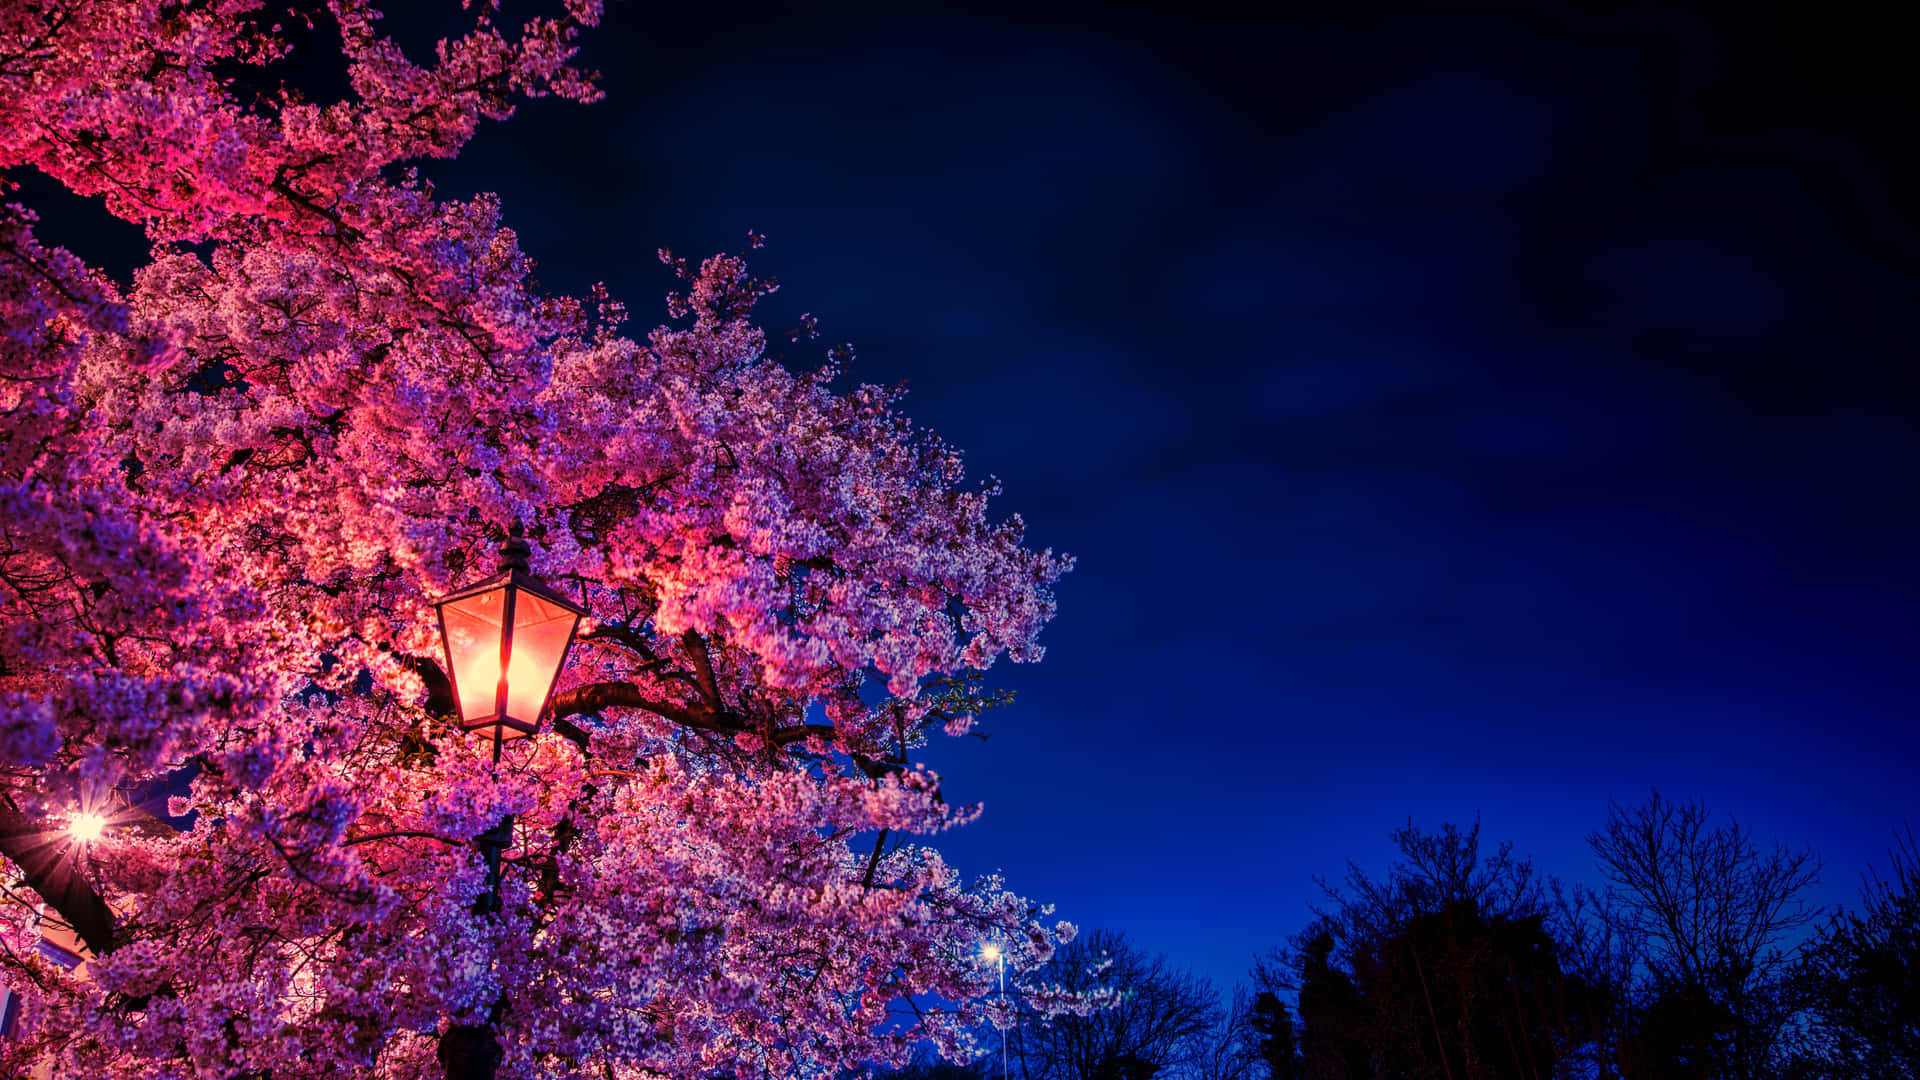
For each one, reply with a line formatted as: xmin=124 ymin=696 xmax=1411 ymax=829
xmin=882 ymin=791 xmax=1916 ymax=1080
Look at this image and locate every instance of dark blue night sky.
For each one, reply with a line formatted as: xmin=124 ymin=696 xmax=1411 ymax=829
xmin=411 ymin=0 xmax=1919 ymax=996
xmin=39 ymin=1 xmax=1920 ymax=998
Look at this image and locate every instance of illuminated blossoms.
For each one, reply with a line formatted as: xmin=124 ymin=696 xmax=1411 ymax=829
xmin=0 ymin=2 xmax=1079 ymax=1077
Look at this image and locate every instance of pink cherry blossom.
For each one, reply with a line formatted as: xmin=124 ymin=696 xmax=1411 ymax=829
xmin=1 ymin=4 xmax=1080 ymax=1078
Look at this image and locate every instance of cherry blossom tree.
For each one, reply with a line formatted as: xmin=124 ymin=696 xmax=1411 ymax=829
xmin=0 ymin=3 xmax=1080 ymax=1077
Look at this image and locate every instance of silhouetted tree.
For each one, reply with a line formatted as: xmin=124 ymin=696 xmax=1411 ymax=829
xmin=1187 ymin=987 xmax=1269 ymax=1080
xmin=1092 ymin=1053 xmax=1161 ymax=1080
xmin=1011 ymin=931 xmax=1221 ymax=1080
xmin=1788 ymin=826 xmax=1920 ymax=1079
xmin=1291 ymin=930 xmax=1374 ymax=1080
xmin=1346 ymin=898 xmax=1588 ymax=1079
xmin=1587 ymin=791 xmax=1821 ymax=1079
xmin=881 ymin=1050 xmax=991 ymax=1080
xmin=1264 ymin=822 xmax=1593 ymax=1080
xmin=1550 ymin=881 xmax=1639 ymax=1077
xmin=1626 ymin=982 xmax=1740 ymax=1080
xmin=1246 ymin=991 xmax=1303 ymax=1080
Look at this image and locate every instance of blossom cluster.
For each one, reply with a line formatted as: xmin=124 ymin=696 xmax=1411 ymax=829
xmin=0 ymin=3 xmax=1077 ymax=1078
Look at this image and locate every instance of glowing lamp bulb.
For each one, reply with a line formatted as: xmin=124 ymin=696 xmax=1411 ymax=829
xmin=980 ymin=943 xmax=1003 ymax=962
xmin=68 ymin=812 xmax=106 ymax=843
xmin=430 ymin=525 xmax=588 ymax=747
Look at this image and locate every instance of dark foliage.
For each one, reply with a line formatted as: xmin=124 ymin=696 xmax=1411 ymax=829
xmin=870 ymin=803 xmax=1903 ymax=1080
xmin=882 ymin=1051 xmax=990 ymax=1080
xmin=1291 ymin=931 xmax=1372 ymax=1080
xmin=1626 ymin=982 xmax=1741 ymax=1080
xmin=1261 ymin=822 xmax=1594 ymax=1080
xmin=1787 ymin=827 xmax=1920 ymax=1079
xmin=1245 ymin=992 xmax=1301 ymax=1080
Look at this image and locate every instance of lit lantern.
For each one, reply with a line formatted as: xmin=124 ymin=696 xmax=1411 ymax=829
xmin=432 ymin=523 xmax=587 ymax=755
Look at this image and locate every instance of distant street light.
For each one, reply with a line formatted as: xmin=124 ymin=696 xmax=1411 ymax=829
xmin=981 ymin=943 xmax=1008 ymax=1080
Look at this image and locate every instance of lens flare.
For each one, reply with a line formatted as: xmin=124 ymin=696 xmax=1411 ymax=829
xmin=68 ymin=812 xmax=107 ymax=843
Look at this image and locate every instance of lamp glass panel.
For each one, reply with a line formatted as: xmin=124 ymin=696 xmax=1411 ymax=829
xmin=441 ymin=587 xmax=506 ymax=726
xmin=503 ymin=590 xmax=578 ymax=725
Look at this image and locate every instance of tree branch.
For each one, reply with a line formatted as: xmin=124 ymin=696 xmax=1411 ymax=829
xmin=771 ymin=724 xmax=838 ymax=747
xmin=549 ymin=681 xmax=720 ymax=732
xmin=680 ymin=629 xmax=724 ymax=713
xmin=551 ymin=716 xmax=592 ymax=751
xmin=396 ymin=652 xmax=456 ymax=716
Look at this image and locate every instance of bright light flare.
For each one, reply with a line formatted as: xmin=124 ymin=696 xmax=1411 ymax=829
xmin=68 ymin=812 xmax=107 ymax=843
xmin=980 ymin=943 xmax=1003 ymax=962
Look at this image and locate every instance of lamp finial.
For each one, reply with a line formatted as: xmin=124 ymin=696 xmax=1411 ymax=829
xmin=499 ymin=520 xmax=532 ymax=573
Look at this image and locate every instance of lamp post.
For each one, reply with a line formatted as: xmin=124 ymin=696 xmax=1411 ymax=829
xmin=982 ymin=942 xmax=1007 ymax=1080
xmin=431 ymin=522 xmax=587 ymax=913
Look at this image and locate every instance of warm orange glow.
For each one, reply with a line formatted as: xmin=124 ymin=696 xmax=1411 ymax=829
xmin=439 ymin=583 xmax=580 ymax=738
xmin=443 ymin=586 xmax=507 ymax=724
xmin=68 ymin=812 xmax=106 ymax=843
xmin=503 ymin=591 xmax=576 ymax=724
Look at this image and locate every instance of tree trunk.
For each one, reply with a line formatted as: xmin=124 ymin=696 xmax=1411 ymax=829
xmin=438 ymin=1020 xmax=503 ymax=1080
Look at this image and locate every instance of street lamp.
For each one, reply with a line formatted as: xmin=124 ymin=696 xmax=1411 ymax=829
xmin=431 ymin=521 xmax=588 ymax=914
xmin=981 ymin=942 xmax=1007 ymax=1080
xmin=431 ymin=522 xmax=588 ymax=763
